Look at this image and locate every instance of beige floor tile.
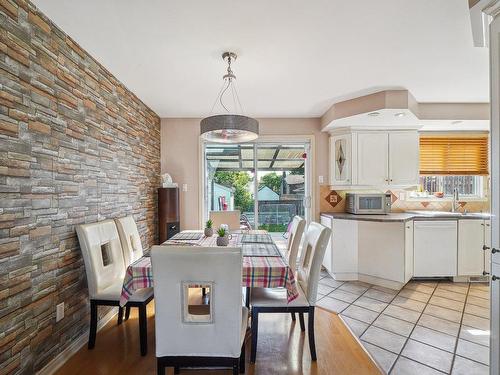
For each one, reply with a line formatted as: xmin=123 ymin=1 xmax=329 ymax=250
xmin=456 ymin=338 xmax=489 ymax=365
xmin=317 ymin=296 xmax=350 ymax=313
xmin=452 ymin=355 xmax=489 ymax=375
xmin=391 ymin=296 xmax=427 ymax=312
xmin=361 ymin=341 xmax=398 ymax=374
xmin=342 ymin=304 xmax=379 ymax=324
xmin=423 ymin=304 xmax=463 ymax=323
xmin=401 ymin=339 xmax=454 ymax=373
xmin=462 ymin=313 xmax=490 ymax=330
xmin=329 ymin=288 xmax=360 ymax=303
xmin=397 ymin=288 xmax=431 ymax=303
xmin=404 ymin=283 xmax=436 ymax=295
xmin=361 ymin=326 xmax=407 ymax=354
xmin=466 ymin=295 xmax=490 ymax=309
xmin=338 ymin=282 xmax=369 ymax=296
xmin=340 ymin=315 xmax=369 ymax=337
xmin=436 ymin=282 xmax=469 ymax=295
xmin=464 ymin=303 xmax=490 ymax=319
xmin=391 ymin=356 xmax=444 ymax=375
xmin=373 ymin=314 xmax=415 ymax=337
xmin=410 ymin=325 xmax=457 ymax=353
xmin=384 ymin=304 xmax=422 ymax=324
xmin=468 ymin=288 xmax=489 ymax=300
xmin=432 ymin=288 xmax=467 ymax=303
xmin=364 ymin=288 xmax=397 ymax=303
xmin=354 ymin=296 xmax=388 ymax=313
xmin=459 ymin=325 xmax=490 ymax=347
xmin=428 ymin=295 xmax=465 ymax=312
xmin=417 ymin=314 xmax=460 ymax=337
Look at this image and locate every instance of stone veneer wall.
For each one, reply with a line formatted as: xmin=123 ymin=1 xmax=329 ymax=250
xmin=0 ymin=1 xmax=161 ymax=373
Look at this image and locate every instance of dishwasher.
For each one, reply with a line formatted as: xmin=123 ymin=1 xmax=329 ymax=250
xmin=414 ymin=220 xmax=458 ymax=277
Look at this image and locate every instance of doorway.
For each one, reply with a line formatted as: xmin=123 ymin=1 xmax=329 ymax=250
xmin=203 ymin=141 xmax=311 ymax=236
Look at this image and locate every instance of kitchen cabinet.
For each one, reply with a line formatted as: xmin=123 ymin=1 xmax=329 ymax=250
xmin=320 ymin=215 xmax=333 ymax=273
xmin=357 ymin=132 xmax=389 ymax=186
xmin=329 ymin=128 xmax=419 ymax=189
xmin=389 ymin=132 xmax=419 ymax=186
xmin=404 ymin=221 xmax=414 ymax=282
xmin=414 ymin=220 xmax=458 ymax=277
xmin=330 ymin=219 xmax=358 ymax=280
xmin=458 ymin=220 xmax=486 ymax=276
xmin=358 ymin=221 xmax=410 ymax=287
xmin=329 ymin=133 xmax=352 ymax=185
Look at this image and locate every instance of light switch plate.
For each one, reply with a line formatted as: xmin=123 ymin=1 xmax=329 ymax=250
xmin=182 ymin=183 xmax=188 ymax=192
xmin=56 ymin=302 xmax=64 ymax=322
xmin=318 ymin=175 xmax=324 ymax=184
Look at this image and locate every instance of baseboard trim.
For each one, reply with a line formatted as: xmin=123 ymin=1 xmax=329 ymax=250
xmin=36 ymin=307 xmax=118 ymax=375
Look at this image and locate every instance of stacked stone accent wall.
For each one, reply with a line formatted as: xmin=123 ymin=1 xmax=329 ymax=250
xmin=0 ymin=1 xmax=161 ymax=373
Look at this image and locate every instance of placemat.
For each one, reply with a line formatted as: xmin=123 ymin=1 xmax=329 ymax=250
xmin=241 ymin=233 xmax=273 ymax=244
xmin=242 ymin=243 xmax=281 ymax=257
xmin=170 ymin=232 xmax=203 ymax=241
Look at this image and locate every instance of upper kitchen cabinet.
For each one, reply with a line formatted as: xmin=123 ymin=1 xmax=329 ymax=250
xmin=388 ymin=131 xmax=419 ymax=185
xmin=329 ymin=128 xmax=419 ymax=189
xmin=357 ymin=132 xmax=389 ymax=186
xmin=330 ymin=133 xmax=353 ymax=185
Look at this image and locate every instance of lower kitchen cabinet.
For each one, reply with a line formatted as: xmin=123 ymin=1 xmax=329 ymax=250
xmin=414 ymin=220 xmax=458 ymax=277
xmin=458 ymin=220 xmax=486 ymax=276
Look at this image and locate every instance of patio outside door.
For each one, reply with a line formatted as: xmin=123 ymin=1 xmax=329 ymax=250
xmin=203 ymin=141 xmax=311 ymax=235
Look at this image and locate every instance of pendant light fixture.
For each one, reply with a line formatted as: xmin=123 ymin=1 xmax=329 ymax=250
xmin=200 ymin=52 xmax=259 ymax=143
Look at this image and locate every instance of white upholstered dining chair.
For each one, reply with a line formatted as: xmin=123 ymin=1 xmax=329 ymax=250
xmin=115 ymin=215 xmax=144 ymax=266
xmin=249 ymin=221 xmax=331 ymax=363
xmin=151 ymin=246 xmax=248 ymax=375
xmin=209 ymin=210 xmax=241 ymax=231
xmin=76 ymin=220 xmax=153 ymax=356
xmin=250 ymin=215 xmax=305 ymax=321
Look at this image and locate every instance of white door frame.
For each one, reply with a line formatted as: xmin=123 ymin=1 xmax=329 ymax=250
xmin=199 ymin=135 xmax=316 ymax=229
xmin=486 ymin=3 xmax=500 ymax=375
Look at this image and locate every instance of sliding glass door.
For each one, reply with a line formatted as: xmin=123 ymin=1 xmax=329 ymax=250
xmin=203 ymin=141 xmax=311 ymax=234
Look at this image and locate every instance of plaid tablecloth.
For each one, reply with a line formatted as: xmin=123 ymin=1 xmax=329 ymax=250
xmin=119 ymin=232 xmax=299 ymax=306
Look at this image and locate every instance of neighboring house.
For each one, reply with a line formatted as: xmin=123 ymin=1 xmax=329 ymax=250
xmin=257 ymin=186 xmax=279 ymax=201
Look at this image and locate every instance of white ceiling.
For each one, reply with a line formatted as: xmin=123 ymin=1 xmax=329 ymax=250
xmin=33 ymin=0 xmax=489 ymax=118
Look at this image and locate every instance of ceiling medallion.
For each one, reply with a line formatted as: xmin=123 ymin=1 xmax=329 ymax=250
xmin=200 ymin=52 xmax=259 ymax=143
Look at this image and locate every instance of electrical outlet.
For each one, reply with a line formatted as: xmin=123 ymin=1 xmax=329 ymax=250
xmin=318 ymin=175 xmax=324 ymax=184
xmin=56 ymin=302 xmax=64 ymax=322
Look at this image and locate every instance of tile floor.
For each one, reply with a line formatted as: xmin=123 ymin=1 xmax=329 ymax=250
xmin=316 ymin=271 xmax=491 ymax=375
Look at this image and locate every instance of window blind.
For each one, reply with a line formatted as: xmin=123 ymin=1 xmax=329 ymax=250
xmin=419 ymin=135 xmax=489 ymax=175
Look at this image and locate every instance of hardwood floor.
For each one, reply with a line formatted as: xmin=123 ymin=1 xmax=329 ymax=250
xmin=55 ymin=302 xmax=381 ymax=375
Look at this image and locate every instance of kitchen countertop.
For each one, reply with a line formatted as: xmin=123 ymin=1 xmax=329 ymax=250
xmin=320 ymin=211 xmax=491 ymax=222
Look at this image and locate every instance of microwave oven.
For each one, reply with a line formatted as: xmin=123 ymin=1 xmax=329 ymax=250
xmin=345 ymin=193 xmax=392 ymax=215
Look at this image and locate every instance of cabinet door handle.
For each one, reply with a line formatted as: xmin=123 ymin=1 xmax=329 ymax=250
xmin=492 ymin=275 xmax=500 ymax=281
xmin=492 ymin=248 xmax=500 ymax=254
xmin=483 ymin=245 xmax=490 ymax=251
xmin=483 ymin=271 xmax=490 ymax=276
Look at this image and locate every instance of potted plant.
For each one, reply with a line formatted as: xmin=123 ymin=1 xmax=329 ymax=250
xmin=216 ymin=227 xmax=229 ymax=246
xmin=204 ymin=219 xmax=214 ymax=237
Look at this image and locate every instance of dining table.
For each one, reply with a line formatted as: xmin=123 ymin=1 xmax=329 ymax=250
xmin=119 ymin=230 xmax=299 ymax=307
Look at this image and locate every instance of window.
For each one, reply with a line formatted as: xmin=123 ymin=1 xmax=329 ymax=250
xmin=417 ymin=135 xmax=488 ymax=199
xmin=419 ymin=175 xmax=483 ymax=197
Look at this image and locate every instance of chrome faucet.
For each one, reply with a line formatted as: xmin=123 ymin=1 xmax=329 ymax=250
xmin=452 ymin=188 xmax=460 ymax=213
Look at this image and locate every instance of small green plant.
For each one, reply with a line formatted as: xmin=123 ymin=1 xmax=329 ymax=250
xmin=217 ymin=227 xmax=226 ymax=237
xmin=205 ymin=219 xmax=213 ymax=229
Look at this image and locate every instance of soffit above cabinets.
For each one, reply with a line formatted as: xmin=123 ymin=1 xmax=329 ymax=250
xmin=321 ymin=89 xmax=490 ymax=133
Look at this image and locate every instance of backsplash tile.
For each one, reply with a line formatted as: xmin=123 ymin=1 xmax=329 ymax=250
xmin=320 ymin=186 xmax=490 ymax=214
